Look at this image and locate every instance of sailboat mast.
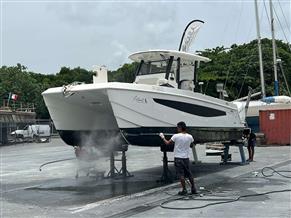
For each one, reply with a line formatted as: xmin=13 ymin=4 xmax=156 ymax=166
xmin=269 ymin=0 xmax=279 ymax=96
xmin=254 ymin=0 xmax=266 ymax=98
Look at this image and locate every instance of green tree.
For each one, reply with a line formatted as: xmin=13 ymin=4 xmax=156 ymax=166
xmin=108 ymin=62 xmax=138 ymax=83
xmin=1 ymin=38 xmax=290 ymax=118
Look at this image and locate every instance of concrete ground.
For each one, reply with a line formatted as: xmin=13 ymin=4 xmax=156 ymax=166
xmin=0 ymin=138 xmax=290 ymax=218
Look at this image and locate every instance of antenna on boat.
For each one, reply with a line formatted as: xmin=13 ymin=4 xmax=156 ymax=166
xmin=269 ymin=0 xmax=279 ymax=96
xmin=254 ymin=0 xmax=266 ymax=98
xmin=178 ymin=20 xmax=204 ymax=52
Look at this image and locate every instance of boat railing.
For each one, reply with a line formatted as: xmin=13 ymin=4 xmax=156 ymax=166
xmin=62 ymin=81 xmax=84 ymax=97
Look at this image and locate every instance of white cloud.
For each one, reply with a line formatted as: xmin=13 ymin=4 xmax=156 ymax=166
xmin=2 ymin=1 xmax=290 ymax=73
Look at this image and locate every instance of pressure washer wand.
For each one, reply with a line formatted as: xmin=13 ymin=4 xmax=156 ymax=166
xmin=39 ymin=158 xmax=76 ymax=171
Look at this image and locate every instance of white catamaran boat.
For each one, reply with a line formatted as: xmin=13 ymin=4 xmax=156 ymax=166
xmin=43 ymin=50 xmax=246 ymax=147
xmin=43 ymin=20 xmax=246 ymax=148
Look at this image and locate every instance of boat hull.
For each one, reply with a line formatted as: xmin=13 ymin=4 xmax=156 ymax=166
xmin=121 ymin=127 xmax=243 ymax=146
xmin=43 ymin=83 xmax=245 ymax=147
xmin=57 ymin=127 xmax=243 ymax=147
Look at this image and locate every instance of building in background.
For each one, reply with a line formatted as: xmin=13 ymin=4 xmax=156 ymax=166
xmin=0 ymin=100 xmax=36 ymax=145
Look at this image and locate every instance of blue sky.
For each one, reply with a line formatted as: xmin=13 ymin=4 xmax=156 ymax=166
xmin=1 ymin=0 xmax=290 ymax=74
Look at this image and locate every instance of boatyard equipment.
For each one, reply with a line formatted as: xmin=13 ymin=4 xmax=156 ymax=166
xmin=159 ymin=143 xmax=174 ymax=184
xmin=105 ymin=144 xmax=133 ymax=179
xmin=221 ymin=140 xmax=248 ymax=165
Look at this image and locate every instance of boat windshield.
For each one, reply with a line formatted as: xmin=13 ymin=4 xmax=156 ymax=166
xmin=138 ymin=60 xmax=167 ymax=75
xmin=137 ymin=59 xmax=178 ymax=76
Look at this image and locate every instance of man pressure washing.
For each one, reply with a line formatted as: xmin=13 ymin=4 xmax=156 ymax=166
xmin=159 ymin=121 xmax=198 ymax=195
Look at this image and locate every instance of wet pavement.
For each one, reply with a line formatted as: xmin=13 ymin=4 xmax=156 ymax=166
xmin=0 ymin=138 xmax=290 ymax=217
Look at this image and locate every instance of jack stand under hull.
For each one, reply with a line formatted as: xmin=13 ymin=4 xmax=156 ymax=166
xmin=158 ymin=144 xmax=175 ymax=184
xmin=159 ymin=151 xmax=174 ymax=184
xmin=105 ymin=145 xmax=133 ymax=179
xmin=221 ymin=141 xmax=249 ymax=165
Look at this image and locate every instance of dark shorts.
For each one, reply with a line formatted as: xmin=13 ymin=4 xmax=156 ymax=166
xmin=174 ymin=157 xmax=193 ymax=178
xmin=248 ymin=141 xmax=256 ymax=148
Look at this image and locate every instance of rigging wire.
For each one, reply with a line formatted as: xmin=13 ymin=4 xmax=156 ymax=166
xmin=228 ymin=1 xmax=264 ymax=98
xmin=278 ymin=0 xmax=291 ymax=35
xmin=263 ymin=0 xmax=271 ymax=25
xmin=223 ymin=0 xmax=244 ymax=90
xmin=236 ymin=71 xmax=248 ymax=99
xmin=234 ymin=2 xmax=262 ymax=99
xmin=263 ymin=0 xmax=291 ymax=94
xmin=235 ymin=50 xmax=260 ymax=99
xmin=275 ymin=38 xmax=291 ymax=96
xmin=264 ymin=0 xmax=291 ymax=51
xmin=203 ymin=3 xmax=239 ymax=95
xmin=273 ymin=6 xmax=291 ymax=51
xmin=273 ymin=5 xmax=291 ymax=95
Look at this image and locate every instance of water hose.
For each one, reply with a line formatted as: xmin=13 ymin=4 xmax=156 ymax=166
xmin=39 ymin=158 xmax=76 ymax=171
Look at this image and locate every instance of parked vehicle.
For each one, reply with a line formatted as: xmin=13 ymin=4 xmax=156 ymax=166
xmin=11 ymin=124 xmax=51 ymax=142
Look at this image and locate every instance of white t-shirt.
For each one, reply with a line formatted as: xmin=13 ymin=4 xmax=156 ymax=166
xmin=171 ymin=133 xmax=194 ymax=158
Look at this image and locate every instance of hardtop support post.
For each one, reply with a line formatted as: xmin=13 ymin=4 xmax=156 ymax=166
xmin=165 ymin=56 xmax=174 ymax=80
xmin=176 ymin=57 xmax=181 ymax=87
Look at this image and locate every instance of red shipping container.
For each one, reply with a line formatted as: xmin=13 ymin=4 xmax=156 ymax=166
xmin=259 ymin=109 xmax=291 ymax=145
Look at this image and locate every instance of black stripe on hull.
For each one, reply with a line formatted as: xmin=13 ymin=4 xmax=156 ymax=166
xmin=58 ymin=127 xmax=243 ymax=147
xmin=121 ymin=127 xmax=243 ymax=146
xmin=153 ymin=98 xmax=227 ymax=117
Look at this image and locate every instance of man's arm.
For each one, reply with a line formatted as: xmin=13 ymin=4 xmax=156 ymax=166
xmin=190 ymin=135 xmax=195 ymax=148
xmin=163 ymin=138 xmax=174 ymax=145
xmin=159 ymin=133 xmax=174 ymax=145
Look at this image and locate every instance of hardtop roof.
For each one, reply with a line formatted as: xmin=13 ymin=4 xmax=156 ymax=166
xmin=129 ymin=50 xmax=211 ymax=64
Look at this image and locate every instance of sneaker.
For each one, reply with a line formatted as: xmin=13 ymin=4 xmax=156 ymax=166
xmin=178 ymin=190 xmax=187 ymax=195
xmin=191 ymin=189 xmax=198 ymax=195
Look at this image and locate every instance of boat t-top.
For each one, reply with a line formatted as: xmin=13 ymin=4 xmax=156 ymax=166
xmin=43 ymin=49 xmax=246 ymax=148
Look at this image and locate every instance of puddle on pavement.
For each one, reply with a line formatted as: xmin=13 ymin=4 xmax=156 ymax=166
xmin=27 ymin=177 xmax=168 ymax=202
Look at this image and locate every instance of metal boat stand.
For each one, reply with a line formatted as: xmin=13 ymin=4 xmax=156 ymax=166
xmin=105 ymin=144 xmax=133 ymax=179
xmin=191 ymin=144 xmax=201 ymax=164
xmin=158 ymin=144 xmax=174 ymax=184
xmin=221 ymin=141 xmax=249 ymax=165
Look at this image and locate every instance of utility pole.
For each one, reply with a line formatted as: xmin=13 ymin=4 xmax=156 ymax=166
xmin=254 ymin=0 xmax=266 ymax=98
xmin=269 ymin=0 xmax=279 ymax=96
